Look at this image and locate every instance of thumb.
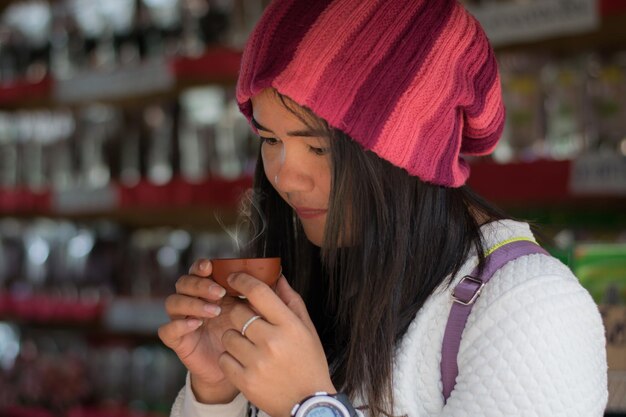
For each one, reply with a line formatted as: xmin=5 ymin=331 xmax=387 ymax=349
xmin=275 ymin=275 xmax=315 ymax=331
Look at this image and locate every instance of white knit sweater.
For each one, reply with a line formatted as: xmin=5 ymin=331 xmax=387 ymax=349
xmin=170 ymin=220 xmax=608 ymax=417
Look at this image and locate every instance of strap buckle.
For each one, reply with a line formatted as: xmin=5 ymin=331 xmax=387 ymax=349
xmin=452 ymin=275 xmax=485 ymax=305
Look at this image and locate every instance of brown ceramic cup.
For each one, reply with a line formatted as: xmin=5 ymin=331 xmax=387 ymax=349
xmin=211 ymin=257 xmax=282 ymax=297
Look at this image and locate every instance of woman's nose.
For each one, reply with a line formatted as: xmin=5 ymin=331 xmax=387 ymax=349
xmin=272 ymin=152 xmax=313 ymax=193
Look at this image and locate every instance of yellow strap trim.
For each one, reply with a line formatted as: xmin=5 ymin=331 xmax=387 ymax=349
xmin=485 ymin=237 xmax=536 ymax=256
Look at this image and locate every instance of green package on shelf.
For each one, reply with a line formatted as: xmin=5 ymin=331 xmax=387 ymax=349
xmin=574 ymin=243 xmax=626 ymax=305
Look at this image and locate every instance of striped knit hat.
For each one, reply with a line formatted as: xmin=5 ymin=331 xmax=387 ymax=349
xmin=236 ymin=0 xmax=505 ymax=187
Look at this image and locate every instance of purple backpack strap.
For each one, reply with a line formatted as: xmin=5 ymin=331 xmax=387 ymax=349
xmin=441 ymin=239 xmax=549 ymax=402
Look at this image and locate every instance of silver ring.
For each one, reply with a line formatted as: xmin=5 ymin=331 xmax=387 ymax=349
xmin=240 ymin=315 xmax=262 ymax=337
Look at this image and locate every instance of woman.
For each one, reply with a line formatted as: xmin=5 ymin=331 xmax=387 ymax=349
xmin=159 ymin=1 xmax=608 ymax=416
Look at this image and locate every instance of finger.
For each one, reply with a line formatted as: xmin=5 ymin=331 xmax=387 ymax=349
xmin=165 ymin=293 xmax=222 ymax=319
xmin=226 ymin=301 xmax=266 ymax=337
xmin=274 ymin=275 xmax=314 ymax=329
xmin=222 ymin=329 xmax=257 ymax=363
xmin=175 ymin=274 xmax=227 ymax=301
xmin=231 ymin=311 xmax=271 ymax=342
xmin=218 ymin=351 xmax=245 ymax=388
xmin=158 ymin=318 xmax=204 ymax=350
xmin=227 ymin=273 xmax=295 ymax=325
xmin=188 ymin=258 xmax=213 ymax=276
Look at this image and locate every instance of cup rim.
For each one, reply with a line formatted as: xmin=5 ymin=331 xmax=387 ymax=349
xmin=211 ymin=256 xmax=281 ymax=262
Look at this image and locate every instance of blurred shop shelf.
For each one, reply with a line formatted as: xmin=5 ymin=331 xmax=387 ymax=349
xmin=607 ymin=370 xmax=626 ymax=415
xmin=0 ymin=47 xmax=242 ymax=109
xmin=0 ymin=406 xmax=55 ymax=417
xmin=115 ymin=175 xmax=251 ymax=211
xmin=1 ymin=0 xmax=625 ymax=109
xmin=602 ymin=0 xmax=626 ymax=14
xmin=470 ymin=0 xmax=626 ymax=52
xmin=170 ymin=46 xmax=243 ymax=86
xmin=0 ymin=292 xmax=168 ymax=335
xmin=0 ymin=76 xmax=53 ymax=107
xmin=66 ymin=406 xmax=167 ymax=417
xmin=467 ymin=156 xmax=626 ymax=208
xmin=0 ymin=176 xmax=252 ymax=223
xmin=0 ymin=405 xmax=166 ymax=417
xmin=3 ymin=157 xmax=626 ymax=224
xmin=0 ymin=291 xmax=105 ymax=324
xmin=52 ymin=58 xmax=175 ymax=105
xmin=102 ymin=298 xmax=169 ymax=335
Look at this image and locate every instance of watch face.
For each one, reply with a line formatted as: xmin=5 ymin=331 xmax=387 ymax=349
xmin=306 ymin=403 xmax=343 ymax=417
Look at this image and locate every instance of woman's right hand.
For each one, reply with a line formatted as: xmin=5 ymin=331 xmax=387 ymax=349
xmin=158 ymin=259 xmax=239 ymax=404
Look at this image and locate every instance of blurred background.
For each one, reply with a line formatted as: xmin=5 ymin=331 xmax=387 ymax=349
xmin=0 ymin=0 xmax=624 ymax=416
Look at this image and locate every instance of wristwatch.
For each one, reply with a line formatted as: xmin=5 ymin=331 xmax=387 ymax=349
xmin=290 ymin=392 xmax=357 ymax=417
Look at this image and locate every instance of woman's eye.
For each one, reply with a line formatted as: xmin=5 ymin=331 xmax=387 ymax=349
xmin=309 ymin=146 xmax=329 ymax=156
xmin=259 ymin=136 xmax=279 ymax=145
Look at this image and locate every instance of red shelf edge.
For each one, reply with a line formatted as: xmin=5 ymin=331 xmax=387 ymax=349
xmin=117 ymin=175 xmax=252 ymax=209
xmin=0 ymin=187 xmax=51 ymax=213
xmin=467 ymin=158 xmax=626 ymax=206
xmin=0 ymin=291 xmax=105 ymax=323
xmin=601 ymin=0 xmax=626 ymax=16
xmin=169 ymin=46 xmax=242 ymax=83
xmin=0 ymin=48 xmax=242 ymax=107
xmin=0 ymin=176 xmax=253 ymax=215
xmin=0 ymin=76 xmax=53 ymax=106
xmin=0 ymin=405 xmax=55 ymax=417
xmin=0 ymin=404 xmax=165 ymax=417
xmin=468 ymin=159 xmax=572 ymax=205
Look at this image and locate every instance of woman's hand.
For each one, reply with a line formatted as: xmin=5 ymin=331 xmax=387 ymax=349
xmin=219 ymin=273 xmax=335 ymax=417
xmin=157 ymin=259 xmax=240 ymax=404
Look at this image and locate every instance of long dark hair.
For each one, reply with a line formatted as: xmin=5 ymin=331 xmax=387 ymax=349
xmin=242 ymin=93 xmax=508 ymax=417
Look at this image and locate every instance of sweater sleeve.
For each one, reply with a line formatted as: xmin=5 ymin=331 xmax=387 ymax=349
xmin=440 ymin=274 xmax=608 ymax=417
xmin=170 ymin=373 xmax=250 ymax=417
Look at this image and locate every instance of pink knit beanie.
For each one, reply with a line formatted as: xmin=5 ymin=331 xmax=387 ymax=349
xmin=236 ymin=0 xmax=505 ymax=187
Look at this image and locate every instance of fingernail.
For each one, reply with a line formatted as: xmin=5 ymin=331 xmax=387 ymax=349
xmin=209 ymin=285 xmax=226 ymax=298
xmin=204 ymin=304 xmax=221 ymax=316
xmin=200 ymin=260 xmax=210 ymax=271
xmin=187 ymin=319 xmax=203 ymax=328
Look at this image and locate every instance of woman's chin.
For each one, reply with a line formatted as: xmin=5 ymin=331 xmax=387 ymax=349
xmin=304 ymin=235 xmax=323 ymax=247
xmin=302 ymin=228 xmax=324 ymax=247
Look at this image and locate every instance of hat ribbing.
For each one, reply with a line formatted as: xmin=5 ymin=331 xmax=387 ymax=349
xmin=236 ymin=0 xmax=505 ymax=187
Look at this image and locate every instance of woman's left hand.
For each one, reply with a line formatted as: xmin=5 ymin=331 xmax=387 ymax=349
xmin=219 ymin=273 xmax=335 ymax=417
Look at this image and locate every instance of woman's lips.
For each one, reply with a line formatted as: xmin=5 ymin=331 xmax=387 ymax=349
xmin=294 ymin=207 xmax=328 ymax=219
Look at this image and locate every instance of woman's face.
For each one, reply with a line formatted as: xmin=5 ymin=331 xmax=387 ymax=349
xmin=251 ymin=89 xmax=331 ymax=246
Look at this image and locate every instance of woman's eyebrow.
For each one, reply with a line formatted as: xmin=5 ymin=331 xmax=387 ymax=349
xmin=252 ymin=117 xmax=272 ymax=132
xmin=252 ymin=117 xmax=320 ymax=137
xmin=287 ymin=129 xmax=318 ymax=137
